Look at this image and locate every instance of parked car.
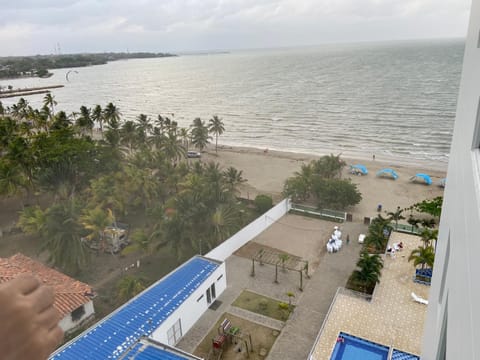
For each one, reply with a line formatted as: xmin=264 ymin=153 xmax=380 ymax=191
xmin=187 ymin=151 xmax=201 ymax=158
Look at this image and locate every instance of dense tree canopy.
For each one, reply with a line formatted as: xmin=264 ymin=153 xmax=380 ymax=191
xmin=3 ymin=96 xmax=247 ymax=274
xmin=283 ymin=154 xmax=361 ymax=210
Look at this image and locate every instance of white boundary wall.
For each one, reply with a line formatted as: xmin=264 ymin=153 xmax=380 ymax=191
xmin=150 ymin=261 xmax=227 ymax=346
xmin=206 ymin=198 xmax=291 ymax=262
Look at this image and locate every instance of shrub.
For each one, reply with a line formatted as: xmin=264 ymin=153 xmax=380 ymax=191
xmin=254 ymin=194 xmax=273 ymax=214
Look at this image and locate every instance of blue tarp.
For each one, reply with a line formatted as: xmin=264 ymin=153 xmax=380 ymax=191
xmin=410 ymin=173 xmax=432 ymax=185
xmin=350 ymin=164 xmax=368 ymax=175
xmin=376 ymin=168 xmax=398 ymax=180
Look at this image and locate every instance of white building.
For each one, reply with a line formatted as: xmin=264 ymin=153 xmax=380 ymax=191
xmin=50 ymin=255 xmax=226 ymax=359
xmin=422 ymin=1 xmax=480 ymax=358
xmin=0 ymin=253 xmax=95 ymax=334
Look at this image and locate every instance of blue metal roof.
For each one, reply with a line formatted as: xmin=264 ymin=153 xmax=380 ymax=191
xmin=119 ymin=342 xmax=191 ymax=360
xmin=50 ymin=256 xmax=219 ymax=360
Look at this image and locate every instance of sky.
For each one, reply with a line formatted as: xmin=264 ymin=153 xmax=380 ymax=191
xmin=0 ymin=0 xmax=472 ymax=56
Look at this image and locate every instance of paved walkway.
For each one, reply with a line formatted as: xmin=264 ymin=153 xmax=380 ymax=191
xmin=176 ymin=221 xmax=366 ymax=359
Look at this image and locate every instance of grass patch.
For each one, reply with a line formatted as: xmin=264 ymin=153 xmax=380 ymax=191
xmin=232 ymin=290 xmax=294 ymax=321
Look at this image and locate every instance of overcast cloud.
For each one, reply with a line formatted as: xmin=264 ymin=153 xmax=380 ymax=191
xmin=0 ymin=0 xmax=471 ymax=56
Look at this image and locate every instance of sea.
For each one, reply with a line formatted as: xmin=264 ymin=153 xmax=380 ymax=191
xmin=1 ymin=39 xmax=464 ymax=166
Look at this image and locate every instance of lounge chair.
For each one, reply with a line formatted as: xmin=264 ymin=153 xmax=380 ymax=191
xmin=358 ymin=234 xmax=366 ymax=243
xmin=411 ymin=292 xmax=428 ymax=305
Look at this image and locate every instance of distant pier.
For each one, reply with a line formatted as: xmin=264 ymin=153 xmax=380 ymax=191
xmin=0 ymin=85 xmax=64 ymax=99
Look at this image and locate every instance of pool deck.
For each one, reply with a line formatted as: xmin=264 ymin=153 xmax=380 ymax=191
xmin=310 ymin=232 xmax=429 ymax=359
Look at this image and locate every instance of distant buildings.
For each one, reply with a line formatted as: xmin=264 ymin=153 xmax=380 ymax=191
xmin=0 ymin=253 xmax=95 ymax=334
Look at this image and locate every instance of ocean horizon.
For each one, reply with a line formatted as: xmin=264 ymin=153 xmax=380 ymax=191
xmin=1 ymin=38 xmax=464 ymax=166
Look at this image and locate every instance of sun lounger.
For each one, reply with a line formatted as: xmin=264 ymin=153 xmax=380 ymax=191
xmin=411 ymin=292 xmax=428 ymax=305
xmin=358 ymin=234 xmax=365 ymax=243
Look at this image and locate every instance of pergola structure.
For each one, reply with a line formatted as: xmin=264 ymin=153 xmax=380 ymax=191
xmin=250 ymin=248 xmax=309 ymax=291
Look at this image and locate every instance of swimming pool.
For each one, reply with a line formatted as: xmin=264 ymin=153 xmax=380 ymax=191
xmin=330 ymin=333 xmax=389 ymax=360
xmin=329 ymin=333 xmax=420 ymax=360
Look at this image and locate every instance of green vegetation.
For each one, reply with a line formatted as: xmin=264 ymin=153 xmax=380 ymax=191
xmin=254 ymin=194 xmax=273 ymax=214
xmin=283 ymin=154 xmax=361 ymax=210
xmin=363 ymin=214 xmax=392 ymax=254
xmin=347 ymin=250 xmax=384 ymax=294
xmin=116 ymin=275 xmax=146 ymax=303
xmin=232 ymin=290 xmax=294 ymax=321
xmin=0 ymin=52 xmax=176 ymax=80
xmin=2 ymin=96 xmax=253 ymax=276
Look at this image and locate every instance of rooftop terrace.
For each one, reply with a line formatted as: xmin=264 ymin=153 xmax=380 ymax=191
xmin=309 ymin=232 xmax=429 ymax=359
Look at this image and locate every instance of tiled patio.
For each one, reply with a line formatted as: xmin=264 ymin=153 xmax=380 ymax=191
xmin=310 ymin=232 xmax=430 ymax=359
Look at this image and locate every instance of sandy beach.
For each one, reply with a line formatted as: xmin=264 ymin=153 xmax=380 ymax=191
xmin=204 ymin=145 xmax=446 ymax=222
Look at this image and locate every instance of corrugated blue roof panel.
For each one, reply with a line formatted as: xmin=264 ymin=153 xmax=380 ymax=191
xmin=122 ymin=343 xmax=190 ymax=359
xmin=50 ymin=256 xmax=219 ymax=360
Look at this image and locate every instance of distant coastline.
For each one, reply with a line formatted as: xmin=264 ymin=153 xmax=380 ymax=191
xmin=0 ymin=52 xmax=177 ymax=80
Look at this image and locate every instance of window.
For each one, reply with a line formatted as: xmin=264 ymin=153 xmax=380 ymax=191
xmin=71 ymin=305 xmax=85 ymax=322
xmin=167 ymin=319 xmax=182 ymax=346
xmin=206 ymin=283 xmax=216 ymax=305
xmin=197 ymin=294 xmax=204 ymax=302
xmin=217 ymin=274 xmax=224 ymax=281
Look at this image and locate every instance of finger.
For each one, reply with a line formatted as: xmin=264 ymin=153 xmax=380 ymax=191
xmin=29 ymin=285 xmax=56 ymax=313
xmin=37 ymin=306 xmax=61 ymax=330
xmin=10 ymin=274 xmax=41 ymax=295
xmin=47 ymin=325 xmax=64 ymax=348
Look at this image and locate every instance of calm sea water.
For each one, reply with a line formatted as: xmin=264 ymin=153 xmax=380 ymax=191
xmin=1 ymin=39 xmax=464 ymax=165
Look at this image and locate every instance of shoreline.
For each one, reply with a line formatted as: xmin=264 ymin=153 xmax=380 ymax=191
xmin=214 ymin=143 xmax=449 ymax=173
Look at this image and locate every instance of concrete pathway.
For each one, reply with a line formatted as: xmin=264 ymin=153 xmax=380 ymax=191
xmin=176 ymin=221 xmax=367 ymax=359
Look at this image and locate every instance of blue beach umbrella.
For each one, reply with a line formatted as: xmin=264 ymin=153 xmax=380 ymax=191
xmin=350 ymin=164 xmax=368 ymax=175
xmin=376 ymin=168 xmax=398 ymax=180
xmin=410 ymin=173 xmax=432 ymax=185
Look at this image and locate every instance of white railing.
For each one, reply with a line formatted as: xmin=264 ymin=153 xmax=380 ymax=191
xmin=205 ymin=198 xmax=291 ymax=262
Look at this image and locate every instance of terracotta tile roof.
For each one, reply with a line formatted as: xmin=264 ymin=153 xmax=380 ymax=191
xmin=0 ymin=253 xmax=93 ymax=317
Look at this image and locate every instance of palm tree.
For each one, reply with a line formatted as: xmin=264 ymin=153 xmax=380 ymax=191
xmin=103 ymin=102 xmax=121 ymax=129
xmin=17 ymin=206 xmax=47 ymax=235
xmin=191 ymin=118 xmax=211 ymax=152
xmin=223 ymin=166 xmax=246 ymax=194
xmin=136 ymin=113 xmax=152 ymax=142
xmin=117 ymin=276 xmax=146 ymax=303
xmin=179 ymin=128 xmax=190 ymax=152
xmin=419 ymin=228 xmax=438 ymax=249
xmin=387 ymin=206 xmax=405 ymax=228
xmin=160 ymin=132 xmax=186 ymax=165
xmin=210 ymin=204 xmax=239 ymax=247
xmin=80 ymin=207 xmax=114 ymax=252
xmin=121 ymin=228 xmax=152 ymax=255
xmin=92 ymin=105 xmax=104 ymax=137
xmin=0 ymin=162 xmax=27 ymax=199
xmin=409 ymin=246 xmax=435 ymax=269
xmin=42 ymin=200 xmax=89 ymax=275
xmin=119 ymin=120 xmax=140 ymax=155
xmin=312 ymin=154 xmax=346 ymax=179
xmin=43 ymin=93 xmax=57 ymax=117
xmin=351 ymin=251 xmax=384 ymax=293
xmin=76 ymin=106 xmax=94 ymax=136
xmin=208 ymin=115 xmax=225 ymax=154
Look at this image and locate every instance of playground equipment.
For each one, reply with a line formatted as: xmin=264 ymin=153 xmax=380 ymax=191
xmin=207 ymin=318 xmax=253 ymax=359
